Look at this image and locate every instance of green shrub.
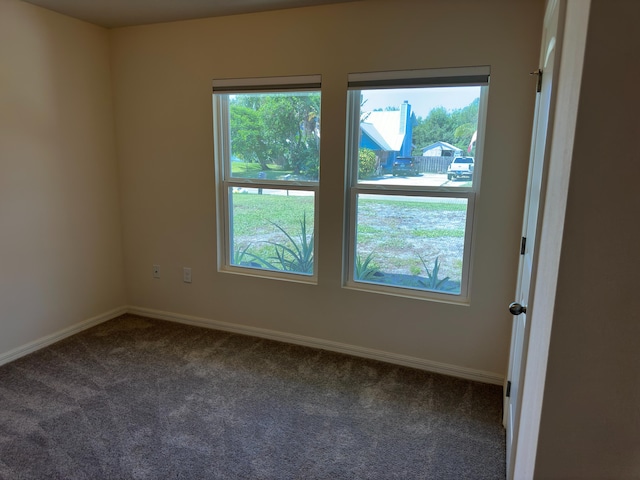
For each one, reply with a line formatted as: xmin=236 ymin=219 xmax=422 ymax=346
xmin=358 ymin=148 xmax=378 ymax=178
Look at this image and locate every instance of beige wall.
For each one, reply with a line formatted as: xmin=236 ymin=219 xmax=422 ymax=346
xmin=2 ymin=0 xmax=638 ymax=472
xmin=535 ymin=0 xmax=640 ymax=477
xmin=0 ymin=0 xmax=125 ymax=355
xmin=111 ymin=0 xmax=543 ymax=378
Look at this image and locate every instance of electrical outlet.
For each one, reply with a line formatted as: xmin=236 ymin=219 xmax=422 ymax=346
xmin=183 ymin=267 xmax=192 ymax=283
xmin=153 ymin=264 xmax=160 ymax=279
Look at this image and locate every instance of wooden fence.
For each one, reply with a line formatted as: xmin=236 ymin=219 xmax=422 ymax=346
xmin=413 ymin=156 xmax=454 ymax=174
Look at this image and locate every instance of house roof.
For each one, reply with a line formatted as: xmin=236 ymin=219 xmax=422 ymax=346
xmin=363 ymin=111 xmax=405 ymax=151
xmin=421 ymin=141 xmax=462 ymax=153
xmin=360 ymin=122 xmax=393 ymax=151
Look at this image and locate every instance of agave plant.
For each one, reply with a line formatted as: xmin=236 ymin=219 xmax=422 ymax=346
xmin=417 ymin=255 xmax=453 ymax=291
xmin=233 ymin=243 xmax=253 ymax=266
xmin=269 ymin=212 xmax=314 ymax=273
xmin=355 ymin=251 xmax=379 ymax=280
xmin=251 ymin=212 xmax=314 ymax=274
xmin=233 ymin=243 xmax=270 ymax=269
xmin=232 ymin=213 xmax=314 ymax=274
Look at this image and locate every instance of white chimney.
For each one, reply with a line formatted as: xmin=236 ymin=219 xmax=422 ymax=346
xmin=399 ymin=100 xmax=409 ymax=134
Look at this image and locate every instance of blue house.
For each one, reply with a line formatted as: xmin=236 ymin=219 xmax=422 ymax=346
xmin=360 ymin=101 xmax=416 ymax=172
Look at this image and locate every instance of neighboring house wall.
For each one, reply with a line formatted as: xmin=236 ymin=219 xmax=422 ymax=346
xmin=360 ymin=102 xmax=416 ymax=170
xmin=0 ymin=0 xmax=126 ymax=356
xmin=360 ymin=134 xmax=383 ymax=151
xmin=422 ymin=141 xmax=462 ymax=157
xmin=360 ymin=123 xmax=393 ymax=168
xmin=111 ymin=0 xmax=542 ymax=378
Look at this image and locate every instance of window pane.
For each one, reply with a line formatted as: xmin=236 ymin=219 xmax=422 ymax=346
xmin=354 ymin=194 xmax=467 ymax=294
xmin=230 ymin=187 xmax=315 ymax=275
xmin=356 ymin=86 xmax=480 ymax=188
xmin=227 ymin=91 xmax=320 ymax=182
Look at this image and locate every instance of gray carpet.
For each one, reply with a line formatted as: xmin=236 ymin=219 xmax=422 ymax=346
xmin=0 ymin=315 xmax=505 ymax=479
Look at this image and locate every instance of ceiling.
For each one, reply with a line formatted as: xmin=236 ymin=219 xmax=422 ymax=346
xmin=21 ymin=0 xmax=362 ymax=28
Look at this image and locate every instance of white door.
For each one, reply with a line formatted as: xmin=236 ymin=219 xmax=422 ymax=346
xmin=505 ymin=0 xmax=563 ymax=475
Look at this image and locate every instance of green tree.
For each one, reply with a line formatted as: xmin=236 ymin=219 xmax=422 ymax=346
xmin=412 ymin=107 xmax=456 ymax=155
xmin=411 ymin=98 xmax=480 ymax=155
xmin=229 ymin=93 xmax=320 ymax=179
xmin=229 ymin=104 xmax=269 ymax=170
xmin=450 ymin=98 xmax=479 ymax=152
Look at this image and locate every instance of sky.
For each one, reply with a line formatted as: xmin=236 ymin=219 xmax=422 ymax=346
xmin=361 ymin=86 xmax=481 ymax=119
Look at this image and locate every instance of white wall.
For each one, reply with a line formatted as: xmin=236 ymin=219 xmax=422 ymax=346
xmin=535 ymin=0 xmax=640 ymax=476
xmin=0 ymin=0 xmax=126 ymax=356
xmin=110 ymin=0 xmax=543 ymax=379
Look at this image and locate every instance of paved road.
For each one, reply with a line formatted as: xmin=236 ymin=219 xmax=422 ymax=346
xmin=232 ymin=173 xmax=469 ymax=197
xmin=360 ymin=173 xmax=464 ymax=187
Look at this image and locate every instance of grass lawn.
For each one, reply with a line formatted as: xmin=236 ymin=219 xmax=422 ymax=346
xmin=231 ymin=192 xmax=467 ymax=288
xmin=231 ymin=191 xmax=314 ymax=237
xmin=231 ymin=161 xmax=300 ymax=181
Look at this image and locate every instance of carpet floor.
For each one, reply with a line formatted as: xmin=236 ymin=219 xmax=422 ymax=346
xmin=0 ymin=314 xmax=505 ymax=479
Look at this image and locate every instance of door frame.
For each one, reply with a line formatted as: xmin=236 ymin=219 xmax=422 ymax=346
xmin=508 ymin=1 xmax=591 ymax=478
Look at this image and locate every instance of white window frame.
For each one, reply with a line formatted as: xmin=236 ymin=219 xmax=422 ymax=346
xmin=212 ymin=75 xmax=321 ymax=283
xmin=344 ymin=67 xmax=490 ymax=303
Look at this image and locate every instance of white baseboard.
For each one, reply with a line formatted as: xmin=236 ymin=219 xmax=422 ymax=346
xmin=0 ymin=305 xmax=504 ymax=385
xmin=128 ymin=306 xmax=504 ymax=385
xmin=0 ymin=306 xmax=128 ymax=367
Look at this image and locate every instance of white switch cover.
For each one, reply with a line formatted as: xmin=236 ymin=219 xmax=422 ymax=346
xmin=183 ymin=267 xmax=192 ymax=283
xmin=153 ymin=264 xmax=160 ymax=279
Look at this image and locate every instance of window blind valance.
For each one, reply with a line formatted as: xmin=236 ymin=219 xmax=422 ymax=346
xmin=212 ymin=74 xmax=321 ymax=94
xmin=347 ymin=66 xmax=490 ymax=89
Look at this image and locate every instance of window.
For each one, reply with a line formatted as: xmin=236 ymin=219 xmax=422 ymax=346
xmin=213 ymin=75 xmax=321 ymax=281
xmin=344 ymin=67 xmax=489 ymax=301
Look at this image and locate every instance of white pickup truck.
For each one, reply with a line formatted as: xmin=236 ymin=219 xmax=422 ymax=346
xmin=447 ymin=156 xmax=474 ymax=181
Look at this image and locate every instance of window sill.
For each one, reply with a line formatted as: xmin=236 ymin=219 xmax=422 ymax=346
xmin=220 ymin=266 xmax=318 ymax=285
xmin=343 ymin=281 xmax=470 ymax=306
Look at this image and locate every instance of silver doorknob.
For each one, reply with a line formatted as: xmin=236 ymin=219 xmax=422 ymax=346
xmin=509 ymin=302 xmax=527 ymax=315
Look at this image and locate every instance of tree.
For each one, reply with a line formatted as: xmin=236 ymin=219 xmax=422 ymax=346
xmin=411 ymin=98 xmax=480 ymax=155
xmin=412 ymin=107 xmax=456 ymax=154
xmin=229 ymin=93 xmax=320 ymax=179
xmin=450 ymin=98 xmax=479 ymax=152
xmin=229 ymin=104 xmax=270 ymax=170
